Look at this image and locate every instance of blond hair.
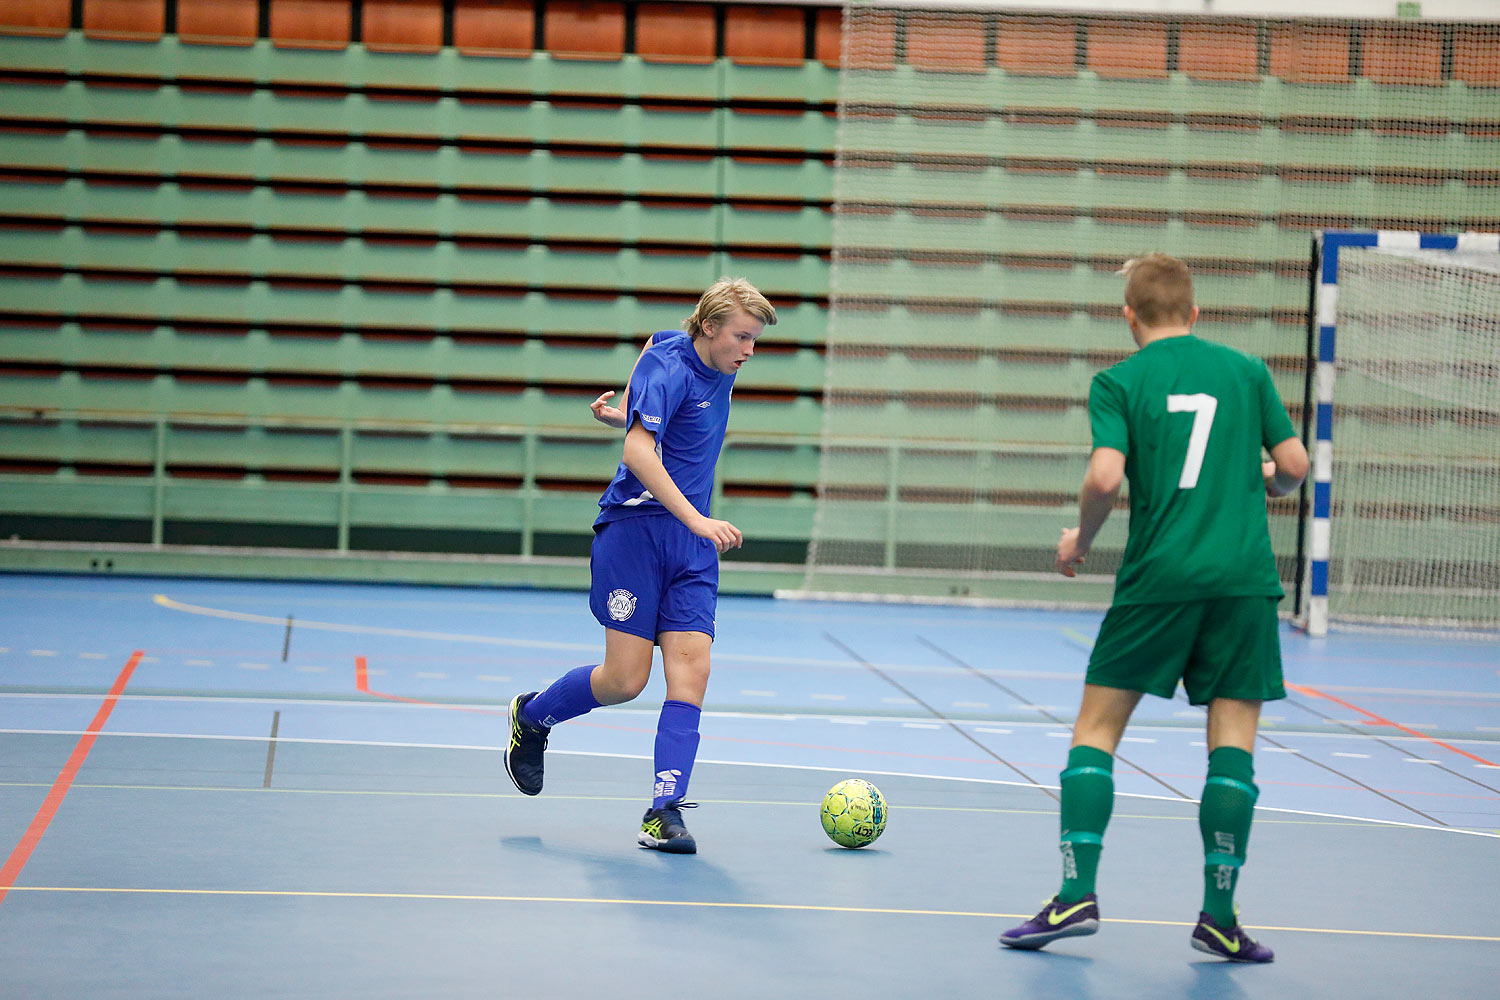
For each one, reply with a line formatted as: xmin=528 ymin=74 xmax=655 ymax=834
xmin=683 ymin=277 xmax=777 ymax=339
xmin=1119 ymin=253 xmax=1195 ymax=327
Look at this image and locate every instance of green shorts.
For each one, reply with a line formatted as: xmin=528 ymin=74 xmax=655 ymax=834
xmin=1086 ymin=596 xmax=1286 ymax=706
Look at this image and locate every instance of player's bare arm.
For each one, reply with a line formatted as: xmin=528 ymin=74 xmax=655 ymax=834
xmin=621 ymin=422 xmax=743 ymax=553
xmin=590 ymin=335 xmax=656 ymax=428
xmin=1057 ymin=447 xmax=1125 ymax=577
xmin=1262 ymin=436 xmax=1309 ymax=498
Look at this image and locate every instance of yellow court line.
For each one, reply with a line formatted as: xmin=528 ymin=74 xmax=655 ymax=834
xmin=8 ymin=886 xmax=1499 ymax=943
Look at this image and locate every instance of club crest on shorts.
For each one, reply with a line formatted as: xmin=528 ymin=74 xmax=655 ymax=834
xmin=606 ymin=588 xmax=637 ymax=621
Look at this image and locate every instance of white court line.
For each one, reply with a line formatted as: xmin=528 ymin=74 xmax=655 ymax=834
xmin=29 ymin=649 xmax=58 ymax=657
xmin=1334 ymin=752 xmax=1371 ymax=759
xmin=3 ymin=727 xmax=1495 ymax=840
xmin=1 ymin=692 xmax=1496 ymax=750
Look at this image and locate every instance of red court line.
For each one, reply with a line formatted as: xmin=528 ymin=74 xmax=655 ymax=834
xmin=0 ymin=650 xmax=144 ymax=908
xmin=1287 ymin=682 xmax=1496 ymax=767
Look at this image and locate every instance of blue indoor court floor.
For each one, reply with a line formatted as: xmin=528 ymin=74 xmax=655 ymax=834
xmin=1 ymin=573 xmax=1497 ymax=999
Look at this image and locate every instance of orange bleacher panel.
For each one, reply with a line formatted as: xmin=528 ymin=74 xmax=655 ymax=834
xmin=543 ymin=1 xmax=625 ymax=61
xmin=844 ymin=8 xmax=896 ymax=71
xmin=995 ymin=16 xmax=1076 ymax=77
xmin=0 ymin=0 xmax=70 ymax=36
xmin=725 ymin=5 xmax=805 ymax=67
xmin=1087 ymin=19 xmax=1168 ymax=79
xmin=1454 ymin=25 xmax=1500 ymax=87
xmin=453 ymin=0 xmax=533 ymax=56
xmin=905 ymin=12 xmax=985 ymax=73
xmin=364 ymin=0 xmax=443 ymax=53
xmin=1178 ymin=21 xmax=1260 ymax=82
xmin=636 ymin=2 xmax=715 ymax=64
xmin=1268 ymin=23 xmax=1352 ymax=84
xmin=814 ymin=7 xmax=841 ymax=68
xmin=83 ymin=0 xmax=165 ymax=40
xmin=270 ymin=0 xmax=352 ymax=49
xmin=1363 ymin=24 xmax=1443 ymax=85
xmin=178 ymin=0 xmax=258 ymax=45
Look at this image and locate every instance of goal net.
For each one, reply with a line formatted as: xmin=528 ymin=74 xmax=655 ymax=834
xmin=794 ymin=3 xmax=1500 ymax=608
xmin=1315 ymin=240 xmax=1500 ymax=634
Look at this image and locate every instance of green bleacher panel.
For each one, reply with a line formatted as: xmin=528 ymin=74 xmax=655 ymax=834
xmin=0 ymin=271 xmax=825 ymax=334
xmin=818 ymin=399 xmax=1093 ymax=446
xmin=0 ymin=416 xmax=157 ymax=466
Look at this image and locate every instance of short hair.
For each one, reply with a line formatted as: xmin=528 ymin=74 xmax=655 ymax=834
xmin=1119 ymin=253 xmax=1195 ymax=327
xmin=683 ymin=277 xmax=777 ymax=339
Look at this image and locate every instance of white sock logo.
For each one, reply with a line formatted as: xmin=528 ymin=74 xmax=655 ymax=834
xmin=654 ymin=769 xmax=682 ymax=800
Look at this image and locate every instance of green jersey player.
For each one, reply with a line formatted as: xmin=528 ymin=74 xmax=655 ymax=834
xmin=1001 ymin=253 xmax=1309 ymax=962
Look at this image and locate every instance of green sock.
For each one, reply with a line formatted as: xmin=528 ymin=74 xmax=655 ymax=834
xmin=1058 ymin=745 xmax=1114 ymax=903
xmin=1199 ymin=746 xmax=1258 ymax=926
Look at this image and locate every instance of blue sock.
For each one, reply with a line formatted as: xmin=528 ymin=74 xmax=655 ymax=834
xmin=652 ymin=700 xmax=702 ymax=809
xmin=522 ymin=665 xmax=601 ymax=729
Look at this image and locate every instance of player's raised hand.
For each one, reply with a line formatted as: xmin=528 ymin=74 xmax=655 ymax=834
xmin=590 ymin=390 xmax=627 ymax=428
xmin=1056 ymin=526 xmax=1087 ymax=578
xmin=692 ymin=516 xmax=743 ymax=554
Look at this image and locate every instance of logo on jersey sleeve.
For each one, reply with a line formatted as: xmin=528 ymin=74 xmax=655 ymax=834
xmin=606 ymin=589 xmax=637 ymax=621
xmin=696 ymin=400 xmax=711 ymax=408
xmin=640 ymin=414 xmax=661 ymax=425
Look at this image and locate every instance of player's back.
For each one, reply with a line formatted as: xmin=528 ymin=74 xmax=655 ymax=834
xmin=1090 ymin=335 xmax=1294 ymax=605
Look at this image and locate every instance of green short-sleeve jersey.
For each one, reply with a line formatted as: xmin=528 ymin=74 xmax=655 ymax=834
xmin=1089 ymin=335 xmax=1298 ymax=606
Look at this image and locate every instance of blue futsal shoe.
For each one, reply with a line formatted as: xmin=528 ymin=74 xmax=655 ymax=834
xmin=504 ymin=692 xmax=549 ymax=796
xmin=1191 ymin=912 xmax=1275 ymax=963
xmin=1000 ymin=894 xmax=1100 ymax=950
xmin=638 ymin=798 xmax=698 ymax=854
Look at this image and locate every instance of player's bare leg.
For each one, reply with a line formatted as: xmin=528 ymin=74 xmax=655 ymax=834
xmin=1194 ymin=697 xmax=1274 ymax=962
xmin=505 ymin=629 xmax=651 ymax=796
xmin=1003 ymin=684 xmax=1141 ymax=950
xmin=638 ymin=630 xmax=712 ymax=854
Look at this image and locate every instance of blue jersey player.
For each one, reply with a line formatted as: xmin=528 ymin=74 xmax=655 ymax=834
xmin=504 ymin=278 xmax=777 ymax=853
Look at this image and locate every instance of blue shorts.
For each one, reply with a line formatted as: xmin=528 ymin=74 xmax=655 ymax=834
xmin=589 ymin=514 xmax=718 ymax=642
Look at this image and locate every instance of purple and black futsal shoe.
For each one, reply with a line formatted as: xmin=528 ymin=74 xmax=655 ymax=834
xmin=504 ymin=692 xmax=549 ymax=796
xmin=1191 ymin=912 xmax=1275 ymax=963
xmin=637 ymin=798 xmax=698 ymax=854
xmin=999 ymin=894 xmax=1100 ymax=950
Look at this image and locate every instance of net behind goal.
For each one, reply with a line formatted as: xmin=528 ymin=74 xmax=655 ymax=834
xmin=1308 ymin=233 xmax=1500 ymax=636
xmin=795 ymin=4 xmax=1500 ymax=608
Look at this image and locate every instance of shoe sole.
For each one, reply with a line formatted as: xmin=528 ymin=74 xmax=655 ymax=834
xmin=1191 ymin=936 xmax=1273 ymax=963
xmin=637 ymin=833 xmax=697 ymax=854
xmin=503 ymin=696 xmax=543 ymax=797
xmin=1000 ymin=919 xmax=1099 ymax=950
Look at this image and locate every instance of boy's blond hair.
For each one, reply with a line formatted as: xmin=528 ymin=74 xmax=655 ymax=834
xmin=683 ymin=277 xmax=777 ymax=339
xmin=1120 ymin=253 xmax=1195 ymax=327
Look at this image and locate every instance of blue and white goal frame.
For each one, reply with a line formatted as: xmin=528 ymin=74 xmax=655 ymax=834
xmin=1304 ymin=230 xmax=1500 ymax=637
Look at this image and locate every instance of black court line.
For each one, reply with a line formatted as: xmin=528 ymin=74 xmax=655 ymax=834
xmin=262 ymin=710 xmax=280 ymax=789
xmin=281 ymin=614 xmax=294 ymax=663
xmin=822 ymin=632 xmax=1059 ymax=802
xmin=1253 ymin=728 xmax=1446 ymax=827
xmin=915 ymin=635 xmax=1192 ymax=800
xmin=1283 ymin=692 xmax=1500 ymax=798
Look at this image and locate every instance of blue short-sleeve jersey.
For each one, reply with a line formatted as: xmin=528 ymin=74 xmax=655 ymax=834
xmin=596 ymin=329 xmax=735 ymax=526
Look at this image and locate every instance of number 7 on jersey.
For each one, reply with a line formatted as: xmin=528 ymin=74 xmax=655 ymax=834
xmin=1167 ymin=393 xmax=1218 ymax=489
